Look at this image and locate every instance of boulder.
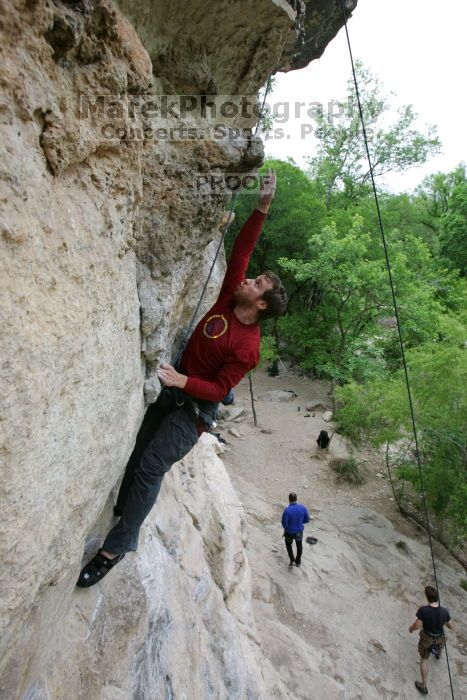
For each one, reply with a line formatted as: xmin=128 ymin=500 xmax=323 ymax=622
xmin=306 ymin=401 xmax=328 ymax=412
xmin=218 ymin=405 xmax=246 ymax=422
xmin=228 ymin=427 xmax=243 ymax=438
xmin=258 ymin=390 xmax=297 ymax=402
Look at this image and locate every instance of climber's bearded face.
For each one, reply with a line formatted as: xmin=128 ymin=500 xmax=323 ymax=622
xmin=233 ymin=274 xmax=272 ymax=307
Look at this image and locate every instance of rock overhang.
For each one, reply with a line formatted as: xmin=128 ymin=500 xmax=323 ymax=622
xmin=115 ymin=0 xmax=358 ymax=94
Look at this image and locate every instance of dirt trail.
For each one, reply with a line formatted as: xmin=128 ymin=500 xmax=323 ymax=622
xmin=218 ymin=368 xmax=467 ymax=700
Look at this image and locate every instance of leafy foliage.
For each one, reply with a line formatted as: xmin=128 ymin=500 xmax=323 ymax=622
xmin=439 ymin=177 xmax=467 ymax=276
xmin=278 ymin=215 xmax=391 ymax=380
xmin=336 ymin=342 xmax=467 ymax=544
xmin=259 ymin=334 xmax=279 ymax=368
xmin=330 ymin=457 xmax=365 ymax=485
xmin=308 ymin=61 xmax=440 ymax=205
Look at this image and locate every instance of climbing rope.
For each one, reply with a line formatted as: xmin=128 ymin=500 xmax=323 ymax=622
xmin=173 ymin=74 xmax=275 ymax=368
xmin=338 ymin=2 xmax=456 ymax=697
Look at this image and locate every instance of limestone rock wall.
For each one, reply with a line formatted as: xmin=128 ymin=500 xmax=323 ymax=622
xmin=0 ymin=1 xmax=354 ymax=697
xmin=20 ymin=437 xmax=291 ymax=699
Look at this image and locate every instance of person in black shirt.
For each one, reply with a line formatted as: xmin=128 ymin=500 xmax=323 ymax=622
xmin=409 ymin=585 xmax=454 ymax=695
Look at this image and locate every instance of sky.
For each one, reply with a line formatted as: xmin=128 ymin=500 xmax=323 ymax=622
xmin=264 ymin=0 xmax=467 ymax=193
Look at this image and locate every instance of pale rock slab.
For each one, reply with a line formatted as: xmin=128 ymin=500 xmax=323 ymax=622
xmin=258 ymin=390 xmax=297 ymax=402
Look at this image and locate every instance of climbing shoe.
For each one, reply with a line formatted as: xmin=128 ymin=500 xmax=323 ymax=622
xmin=77 ymin=550 xmax=125 ymax=588
xmin=415 ymin=681 xmax=428 ymax=695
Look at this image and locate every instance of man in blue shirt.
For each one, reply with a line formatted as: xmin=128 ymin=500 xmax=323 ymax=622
xmin=281 ymin=492 xmax=310 ymax=567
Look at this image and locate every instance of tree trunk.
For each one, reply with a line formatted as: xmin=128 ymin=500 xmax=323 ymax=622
xmin=248 ymin=373 xmax=258 ymax=427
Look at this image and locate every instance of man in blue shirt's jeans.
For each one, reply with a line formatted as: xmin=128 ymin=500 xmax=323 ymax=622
xmin=281 ymin=492 xmax=310 ymax=567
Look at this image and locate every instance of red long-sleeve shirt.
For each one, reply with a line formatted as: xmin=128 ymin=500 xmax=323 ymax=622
xmin=180 ymin=209 xmax=266 ymax=402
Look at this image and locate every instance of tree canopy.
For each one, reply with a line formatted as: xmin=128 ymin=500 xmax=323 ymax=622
xmin=307 ymin=61 xmax=441 ymax=206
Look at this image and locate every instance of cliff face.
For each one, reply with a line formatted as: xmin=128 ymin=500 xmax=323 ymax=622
xmin=0 ymin=1 xmax=354 ymax=697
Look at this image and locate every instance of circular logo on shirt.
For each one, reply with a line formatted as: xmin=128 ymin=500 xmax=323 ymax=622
xmin=203 ymin=314 xmax=228 ymax=339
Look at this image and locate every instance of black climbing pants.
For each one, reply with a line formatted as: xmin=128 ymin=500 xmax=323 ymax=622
xmin=103 ymin=390 xmax=199 ymax=555
xmin=284 ymin=532 xmax=303 ymax=565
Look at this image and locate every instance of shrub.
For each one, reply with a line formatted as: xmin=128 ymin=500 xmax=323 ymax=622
xmin=395 ymin=540 xmax=410 ymax=553
xmin=330 ymin=457 xmax=365 ymax=485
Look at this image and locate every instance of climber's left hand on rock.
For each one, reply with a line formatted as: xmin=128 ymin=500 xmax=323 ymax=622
xmin=157 ymin=363 xmax=188 ymax=389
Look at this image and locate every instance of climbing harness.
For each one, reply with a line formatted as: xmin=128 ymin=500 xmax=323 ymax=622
xmin=338 ymin=2 xmax=456 ymax=697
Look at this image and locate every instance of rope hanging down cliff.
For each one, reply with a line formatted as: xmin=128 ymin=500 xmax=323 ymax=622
xmin=338 ymin=1 xmax=456 ymax=698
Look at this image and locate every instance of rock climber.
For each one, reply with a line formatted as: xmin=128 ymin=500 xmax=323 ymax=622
xmin=409 ymin=585 xmax=454 ymax=695
xmin=77 ymin=170 xmax=287 ymax=587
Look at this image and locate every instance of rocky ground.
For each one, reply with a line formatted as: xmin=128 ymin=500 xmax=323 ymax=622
xmin=217 ymin=368 xmax=467 ymax=700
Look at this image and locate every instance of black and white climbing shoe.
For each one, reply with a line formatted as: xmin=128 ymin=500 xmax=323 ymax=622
xmin=77 ymin=550 xmax=125 ymax=588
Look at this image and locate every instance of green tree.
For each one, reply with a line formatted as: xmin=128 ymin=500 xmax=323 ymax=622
xmin=278 ymin=215 xmax=391 ymax=383
xmin=336 ymin=340 xmax=467 ymax=546
xmin=276 ymin=206 xmax=452 ymax=382
xmin=417 ymin=165 xmax=465 ymax=218
xmin=415 ymin=164 xmax=466 ymax=253
xmin=439 ymin=179 xmax=467 ymax=276
xmin=308 ymin=61 xmax=440 ymax=206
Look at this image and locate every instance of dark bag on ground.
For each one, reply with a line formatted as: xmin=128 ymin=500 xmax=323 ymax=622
xmin=317 ymin=430 xmax=330 ymax=448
